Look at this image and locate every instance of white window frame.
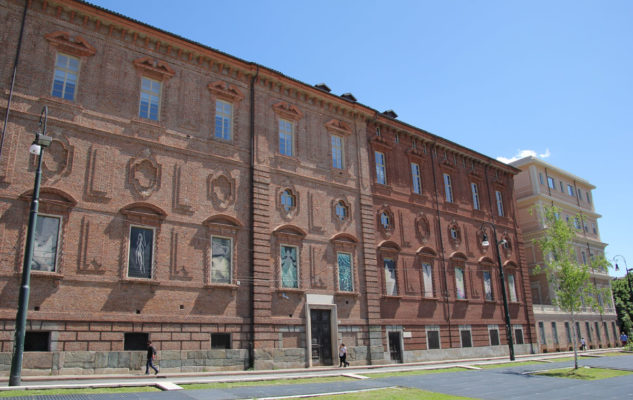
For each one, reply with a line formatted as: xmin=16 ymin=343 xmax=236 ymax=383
xmin=214 ymin=99 xmax=233 ymax=141
xmin=411 ymin=163 xmax=421 ymax=194
xmin=279 ymin=119 xmax=294 ymax=156
xmin=471 ymin=182 xmax=480 ymax=210
xmin=443 ymin=173 xmax=453 ymax=203
xmin=495 ymin=190 xmax=504 ymax=217
xmin=51 ymin=53 xmax=80 ymax=101
xmin=280 ymin=244 xmax=299 ymax=289
xmin=32 ymin=213 xmax=62 ymax=273
xmin=331 ymin=135 xmax=344 ymax=169
xmin=210 ymin=235 xmax=233 ymax=284
xmin=426 ymin=325 xmax=441 ymax=350
xmin=127 ymin=225 xmax=155 ymax=279
xmin=375 ymin=151 xmax=386 ymax=185
xmin=139 ymin=76 xmax=162 ymax=121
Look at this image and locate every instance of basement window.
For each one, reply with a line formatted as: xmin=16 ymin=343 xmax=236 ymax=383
xmin=25 ymin=331 xmax=50 ymax=352
xmin=211 ymin=333 xmax=231 ymax=349
xmin=124 ymin=332 xmax=148 ymax=351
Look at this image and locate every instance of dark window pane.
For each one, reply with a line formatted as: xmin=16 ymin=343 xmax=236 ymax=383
xmin=124 ymin=332 xmax=148 ymax=351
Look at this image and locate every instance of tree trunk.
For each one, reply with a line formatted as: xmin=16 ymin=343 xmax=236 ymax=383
xmin=571 ymin=310 xmax=578 ymax=370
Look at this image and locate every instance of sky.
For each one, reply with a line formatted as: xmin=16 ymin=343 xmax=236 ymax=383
xmin=89 ymin=0 xmax=633 ymax=276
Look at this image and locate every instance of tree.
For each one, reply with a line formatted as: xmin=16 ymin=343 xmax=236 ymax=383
xmin=536 ymin=206 xmax=610 ymax=369
xmin=612 ymin=277 xmax=633 ymax=336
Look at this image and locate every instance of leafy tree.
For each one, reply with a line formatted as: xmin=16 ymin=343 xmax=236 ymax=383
xmin=536 ymin=206 xmax=610 ymax=369
xmin=612 ymin=277 xmax=633 ymax=336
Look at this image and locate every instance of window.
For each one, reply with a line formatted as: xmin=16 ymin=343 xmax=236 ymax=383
xmin=124 ymin=332 xmax=148 ymax=351
xmin=380 ymin=211 xmax=390 ymax=230
xmin=411 ymin=163 xmax=421 ymax=194
xmin=612 ymin=322 xmax=617 ymax=343
xmin=585 ymin=321 xmax=592 ymax=342
xmin=573 ymin=217 xmax=581 ymax=229
xmin=52 ymin=53 xmax=79 ymax=100
xmin=426 ymin=326 xmax=441 ymax=349
xmin=128 ymin=226 xmax=154 ymax=279
xmin=595 ymin=322 xmax=601 ymax=342
xmin=459 ymin=326 xmax=472 ymax=348
xmin=471 ymin=183 xmax=480 ymax=210
xmin=331 ymin=135 xmax=344 ymax=169
xmin=280 ymin=245 xmax=298 ymax=288
xmin=514 ymin=326 xmax=525 ymax=344
xmin=214 ymin=100 xmax=232 ymax=140
xmin=603 ymin=322 xmax=609 ymax=342
xmin=567 ymin=184 xmax=575 ymax=197
xmin=592 ymin=223 xmax=596 ymax=234
xmin=139 ymin=77 xmax=161 ymax=121
xmin=547 ymin=176 xmax=555 ymax=189
xmin=335 ymin=201 xmax=348 ymax=221
xmin=565 ymin=322 xmax=572 ymax=344
xmin=443 ymin=173 xmax=453 ymax=203
xmin=375 ymin=151 xmax=386 ymax=184
xmin=455 ymin=267 xmax=466 ymax=299
xmin=489 ymin=325 xmax=500 ymax=346
xmin=422 ymin=262 xmax=433 ymax=298
xmin=25 ymin=332 xmax=50 ymax=352
xmin=581 ymin=251 xmax=587 ymax=265
xmin=538 ymin=322 xmax=546 ymax=345
xmin=507 ymin=273 xmax=517 ymax=302
xmin=279 ymin=119 xmax=294 ymax=156
xmin=211 ymin=333 xmax=231 ymax=349
xmin=483 ymin=271 xmax=493 ymax=301
xmin=577 ymin=188 xmax=582 ymax=200
xmin=559 ymin=181 xmax=564 ymax=192
xmin=575 ymin=322 xmax=581 ymax=341
xmin=586 ymin=192 xmax=591 ymax=203
xmin=449 ymin=226 xmax=458 ymax=240
xmin=552 ymin=322 xmax=559 ymax=345
xmin=32 ymin=215 xmax=61 ymax=272
xmin=211 ymin=236 xmax=232 ymax=284
xmin=337 ymin=252 xmax=353 ymax=292
xmin=539 ymin=173 xmax=544 ymax=185
xmin=383 ymin=258 xmax=397 ymax=295
xmin=280 ymin=189 xmax=295 ymax=212
xmin=495 ymin=190 xmax=504 ymax=217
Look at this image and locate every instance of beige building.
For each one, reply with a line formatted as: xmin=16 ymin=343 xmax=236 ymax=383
xmin=511 ymin=156 xmax=618 ymax=352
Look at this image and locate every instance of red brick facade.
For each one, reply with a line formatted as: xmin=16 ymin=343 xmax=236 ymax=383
xmin=0 ymin=0 xmax=534 ymax=373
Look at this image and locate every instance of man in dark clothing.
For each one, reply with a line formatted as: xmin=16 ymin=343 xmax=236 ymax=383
xmin=146 ymin=341 xmax=159 ymax=375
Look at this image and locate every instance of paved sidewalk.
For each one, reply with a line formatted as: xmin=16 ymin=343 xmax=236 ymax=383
xmin=0 ymin=350 xmax=631 ymax=399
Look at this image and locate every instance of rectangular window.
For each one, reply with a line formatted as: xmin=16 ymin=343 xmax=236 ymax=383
xmin=538 ymin=322 xmax=546 ymax=345
xmin=471 ymin=183 xmax=480 ymax=210
xmin=565 ymin=322 xmax=572 ymax=345
xmin=592 ymin=223 xmax=596 ymax=234
xmin=426 ymin=326 xmax=441 ymax=349
xmin=495 ymin=190 xmax=504 ymax=217
xmin=567 ymin=184 xmax=575 ymax=197
xmin=279 ymin=119 xmax=294 ymax=156
xmin=507 ymin=273 xmax=517 ymax=302
xmin=128 ymin=226 xmax=154 ymax=279
xmin=443 ymin=173 xmax=453 ymax=203
xmin=514 ymin=326 xmax=525 ymax=344
xmin=422 ymin=262 xmax=433 ymax=298
xmin=139 ymin=77 xmax=161 ymax=121
xmin=411 ymin=163 xmax=422 ymax=194
xmin=551 ymin=322 xmax=559 ymax=345
xmin=375 ymin=151 xmax=386 ymax=184
xmin=559 ymin=181 xmax=564 ymax=192
xmin=483 ymin=271 xmax=493 ymax=301
xmin=604 ymin=322 xmax=609 ymax=342
xmin=214 ymin=100 xmax=232 ymax=140
xmin=581 ymin=251 xmax=587 ymax=265
xmin=32 ymin=215 xmax=61 ymax=272
xmin=586 ymin=192 xmax=591 ymax=203
xmin=576 ymin=322 xmax=581 ymax=341
xmin=384 ymin=258 xmax=398 ymax=296
xmin=585 ymin=321 xmax=592 ymax=342
xmin=337 ymin=252 xmax=353 ymax=292
xmin=280 ymin=245 xmax=298 ymax=288
xmin=52 ymin=53 xmax=79 ymax=101
xmin=211 ymin=236 xmax=232 ymax=284
xmin=547 ymin=176 xmax=555 ymax=189
xmin=539 ymin=173 xmax=544 ymax=185
xmin=489 ymin=325 xmax=500 ymax=346
xmin=211 ymin=333 xmax=231 ymax=349
xmin=595 ymin=322 xmax=601 ymax=342
xmin=124 ymin=332 xmax=148 ymax=351
xmin=459 ymin=326 xmax=472 ymax=348
xmin=612 ymin=322 xmax=617 ymax=343
xmin=25 ymin=332 xmax=50 ymax=352
xmin=577 ymin=188 xmax=582 ymax=200
xmin=455 ymin=267 xmax=466 ymax=299
xmin=331 ymin=135 xmax=344 ymax=169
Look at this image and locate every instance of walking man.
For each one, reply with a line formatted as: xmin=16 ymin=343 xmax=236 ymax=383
xmin=620 ymin=332 xmax=628 ymax=347
xmin=339 ymin=343 xmax=349 ymax=367
xmin=146 ymin=340 xmax=159 ymax=375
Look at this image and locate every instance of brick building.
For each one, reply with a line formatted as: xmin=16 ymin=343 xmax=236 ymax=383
xmin=0 ymin=0 xmax=535 ymax=374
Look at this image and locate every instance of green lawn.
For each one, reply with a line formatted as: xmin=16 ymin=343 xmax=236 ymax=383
xmin=549 ymin=356 xmax=592 ymax=362
xmin=365 ymin=367 xmax=467 ymax=378
xmin=180 ymin=376 xmax=354 ymax=390
xmin=0 ymin=386 xmax=159 ymax=398
xmin=309 ymin=387 xmax=477 ymax=399
xmin=535 ymin=367 xmax=633 ymax=380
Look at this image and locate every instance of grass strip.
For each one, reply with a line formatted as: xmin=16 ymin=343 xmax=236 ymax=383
xmin=534 ymin=367 xmax=633 ymax=380
xmin=477 ymin=361 xmax=545 ymax=369
xmin=365 ymin=367 xmax=467 ymax=378
xmin=308 ymin=387 xmax=477 ymax=399
xmin=0 ymin=386 xmax=159 ymax=398
xmin=180 ymin=376 xmax=353 ymax=390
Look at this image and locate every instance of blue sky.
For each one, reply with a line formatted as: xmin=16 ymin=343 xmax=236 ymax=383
xmin=89 ymin=0 xmax=633 ymax=276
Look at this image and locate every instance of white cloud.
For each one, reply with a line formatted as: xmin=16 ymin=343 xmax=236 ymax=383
xmin=497 ymin=149 xmax=551 ymax=164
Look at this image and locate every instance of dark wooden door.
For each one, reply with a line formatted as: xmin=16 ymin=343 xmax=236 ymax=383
xmin=310 ymin=309 xmax=332 ymax=365
xmin=388 ymin=331 xmax=402 ymax=363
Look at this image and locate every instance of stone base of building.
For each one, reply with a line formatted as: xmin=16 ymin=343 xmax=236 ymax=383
xmin=401 ymin=343 xmax=535 ymax=363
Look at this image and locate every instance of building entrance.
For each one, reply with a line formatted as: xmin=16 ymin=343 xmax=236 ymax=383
xmin=388 ymin=331 xmax=403 ymax=363
xmin=310 ymin=309 xmax=332 ymax=365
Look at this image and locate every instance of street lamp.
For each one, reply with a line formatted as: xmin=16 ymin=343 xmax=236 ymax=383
xmin=480 ymin=221 xmax=515 ymax=361
xmin=613 ymin=255 xmax=633 ymax=302
xmin=9 ymin=106 xmax=52 ymax=386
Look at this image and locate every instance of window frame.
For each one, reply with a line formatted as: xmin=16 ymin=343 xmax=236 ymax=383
xmin=488 ymin=325 xmax=500 ymax=346
xmin=214 ymin=99 xmax=233 ymax=141
xmin=495 ymin=190 xmax=504 ymax=217
xmin=421 ymin=261 xmax=434 ymax=298
xmin=455 ymin=266 xmax=466 ymax=300
xmin=138 ymin=76 xmax=162 ymax=121
xmin=567 ymin=184 xmax=575 ymax=197
xmin=383 ymin=257 xmax=398 ymax=296
xmin=51 ymin=52 xmax=80 ymax=101
xmin=507 ymin=272 xmax=518 ymax=302
xmin=375 ymin=151 xmax=387 ymax=185
xmin=331 ymin=134 xmax=344 ymax=169
xmin=459 ymin=325 xmax=473 ymax=348
xmin=280 ymin=244 xmax=299 ymax=289
xmin=278 ymin=119 xmax=295 ymax=157
xmin=443 ymin=173 xmax=453 ymax=203
xmin=471 ymin=182 xmax=480 ymax=210
xmin=411 ymin=162 xmax=422 ymax=194
xmin=547 ymin=176 xmax=555 ymax=189
xmin=483 ymin=270 xmax=493 ymax=301
xmin=337 ymin=251 xmax=354 ymax=292
xmin=127 ymin=225 xmax=155 ymax=279
xmin=32 ymin=213 xmax=62 ymax=273
xmin=426 ymin=325 xmax=441 ymax=350
xmin=210 ymin=235 xmax=233 ymax=284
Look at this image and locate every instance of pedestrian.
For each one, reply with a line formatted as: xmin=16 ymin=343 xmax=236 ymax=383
xmin=580 ymin=337 xmax=586 ymax=351
xmin=620 ymin=332 xmax=628 ymax=347
xmin=338 ymin=343 xmax=349 ymax=367
xmin=145 ymin=340 xmax=159 ymax=375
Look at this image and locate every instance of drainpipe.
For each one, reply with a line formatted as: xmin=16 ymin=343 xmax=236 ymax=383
xmin=248 ymin=64 xmax=259 ymax=369
xmin=0 ymin=0 xmax=29 ymax=161
xmin=429 ymin=142 xmax=452 ymax=348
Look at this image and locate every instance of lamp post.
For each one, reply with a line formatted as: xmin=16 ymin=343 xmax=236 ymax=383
xmin=9 ymin=106 xmax=52 ymax=386
xmin=613 ymin=255 xmax=633 ymax=302
xmin=480 ymin=221 xmax=515 ymax=361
